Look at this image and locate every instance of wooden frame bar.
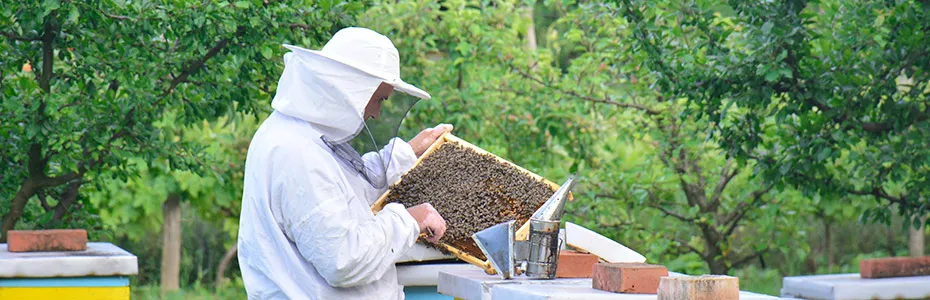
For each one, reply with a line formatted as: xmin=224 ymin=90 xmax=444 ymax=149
xmin=371 ymin=133 xmax=570 ymax=274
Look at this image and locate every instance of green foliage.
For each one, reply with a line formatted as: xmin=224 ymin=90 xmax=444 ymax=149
xmin=88 ymin=113 xmax=258 ymax=241
xmin=361 ymin=0 xmax=813 ymax=274
xmin=133 ymin=276 xmax=246 ymax=300
xmin=4 ymin=0 xmax=926 ymax=295
xmin=611 ymin=0 xmax=930 ymax=224
xmin=0 ymin=0 xmax=361 ymax=238
xmin=360 ymin=0 xmax=589 ymax=178
xmin=733 ymin=265 xmax=782 ymax=296
xmin=115 ymin=204 xmax=241 ymax=288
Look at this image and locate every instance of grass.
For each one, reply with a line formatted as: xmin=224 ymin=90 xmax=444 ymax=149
xmin=132 ymin=277 xmax=247 ymax=299
xmin=733 ymin=265 xmax=784 ymax=296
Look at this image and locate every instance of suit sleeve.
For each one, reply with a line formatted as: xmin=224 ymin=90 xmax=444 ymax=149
xmin=276 ymin=146 xmax=419 ymax=288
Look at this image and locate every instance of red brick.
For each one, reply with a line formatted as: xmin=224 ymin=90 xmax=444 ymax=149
xmin=592 ymin=262 xmax=668 ymax=294
xmin=657 ymin=275 xmax=739 ymax=300
xmin=556 ymin=250 xmax=600 ymax=278
xmin=7 ymin=229 xmax=88 ymax=252
xmin=860 ymin=256 xmax=930 ymax=279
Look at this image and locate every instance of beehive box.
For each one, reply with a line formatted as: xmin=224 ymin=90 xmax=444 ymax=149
xmin=371 ymin=133 xmax=567 ymax=274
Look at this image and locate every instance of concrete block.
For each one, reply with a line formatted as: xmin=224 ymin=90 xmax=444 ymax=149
xmin=555 ymin=250 xmax=599 ymax=278
xmin=592 ymin=262 xmax=668 ymax=294
xmin=658 ymin=275 xmax=739 ymax=300
xmin=7 ymin=229 xmax=87 ymax=252
xmin=860 ymin=256 xmax=930 ymax=279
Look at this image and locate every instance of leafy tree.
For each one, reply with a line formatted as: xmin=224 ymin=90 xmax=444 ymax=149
xmin=361 ymin=0 xmax=811 ymax=274
xmin=613 ymin=0 xmax=930 ymax=225
xmin=88 ymin=112 xmax=257 ymax=291
xmin=0 ymin=1 xmax=359 ymax=240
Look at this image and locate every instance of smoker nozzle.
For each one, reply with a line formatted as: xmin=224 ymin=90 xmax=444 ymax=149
xmin=530 ymin=175 xmax=576 ymax=222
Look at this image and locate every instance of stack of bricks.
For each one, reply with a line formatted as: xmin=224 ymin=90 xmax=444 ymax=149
xmin=859 ymin=256 xmax=930 ymax=279
xmin=555 ymin=250 xmax=600 ymax=278
xmin=6 ymin=229 xmax=88 ymax=252
xmin=590 ymin=262 xmax=740 ymax=299
xmin=592 ymin=263 xmax=669 ymax=294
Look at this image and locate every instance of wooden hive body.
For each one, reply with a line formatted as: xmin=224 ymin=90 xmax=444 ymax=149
xmin=370 ymin=133 xmax=567 ymax=274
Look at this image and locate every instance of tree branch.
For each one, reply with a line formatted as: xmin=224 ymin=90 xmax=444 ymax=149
xmin=645 ymin=188 xmax=697 ymax=222
xmin=37 ymin=189 xmax=52 ymax=212
xmin=850 ymin=186 xmax=907 ymax=205
xmin=708 ymin=158 xmax=738 ymax=211
xmin=0 ymin=31 xmax=41 ymax=42
xmin=39 ymin=172 xmax=81 ymax=188
xmin=676 ymin=146 xmax=709 ymax=210
xmin=723 ymin=184 xmax=774 ymax=237
xmin=38 ymin=14 xmax=57 ymax=93
xmin=163 ymin=37 xmax=232 ymax=97
xmin=652 ymin=204 xmax=697 ymax=222
xmin=98 ymin=9 xmax=133 ymax=20
xmin=690 ymin=157 xmax=707 ymax=190
xmin=161 ymin=25 xmax=247 ymax=98
xmin=674 ymin=237 xmax=706 ymax=259
xmin=288 ymin=23 xmax=311 ymax=30
xmin=594 ymin=193 xmax=623 ymax=200
xmin=508 ymin=64 xmax=662 ymax=115
xmin=51 ymin=180 xmax=83 ymax=222
xmin=730 ymin=250 xmax=765 ymax=269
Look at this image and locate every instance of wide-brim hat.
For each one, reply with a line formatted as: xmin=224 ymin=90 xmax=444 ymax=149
xmin=282 ymin=27 xmax=430 ymax=100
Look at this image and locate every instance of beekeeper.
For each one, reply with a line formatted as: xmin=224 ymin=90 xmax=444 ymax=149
xmin=237 ymin=27 xmax=450 ymax=299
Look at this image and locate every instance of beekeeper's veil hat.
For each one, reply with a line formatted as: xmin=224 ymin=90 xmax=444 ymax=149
xmin=272 ymin=27 xmax=429 ymax=188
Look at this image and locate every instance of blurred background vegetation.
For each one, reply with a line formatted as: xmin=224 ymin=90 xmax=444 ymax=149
xmin=2 ymin=0 xmax=928 ymax=298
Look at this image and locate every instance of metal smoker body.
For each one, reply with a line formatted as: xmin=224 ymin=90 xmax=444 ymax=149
xmin=472 ymin=176 xmax=576 ymax=279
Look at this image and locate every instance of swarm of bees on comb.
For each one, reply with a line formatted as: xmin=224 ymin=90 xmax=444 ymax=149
xmin=386 ymin=141 xmax=554 ymax=260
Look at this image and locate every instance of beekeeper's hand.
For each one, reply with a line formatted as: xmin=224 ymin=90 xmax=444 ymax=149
xmin=409 ymin=124 xmax=453 ymax=157
xmin=406 ymin=203 xmax=447 ymax=244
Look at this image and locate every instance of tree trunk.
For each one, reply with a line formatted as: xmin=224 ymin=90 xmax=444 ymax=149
xmin=700 ymin=225 xmax=728 ymax=274
xmin=1 ymin=179 xmax=38 ymax=242
xmin=524 ymin=6 xmax=537 ymax=52
xmin=51 ymin=180 xmax=83 ymax=222
xmin=886 ymin=219 xmax=897 ymax=257
xmin=707 ymin=255 xmax=728 ymax=275
xmin=909 ymin=220 xmax=925 ymax=257
xmin=825 ymin=218 xmax=834 ymax=271
xmin=161 ymin=193 xmax=182 ymax=294
xmin=215 ymin=243 xmax=239 ymax=290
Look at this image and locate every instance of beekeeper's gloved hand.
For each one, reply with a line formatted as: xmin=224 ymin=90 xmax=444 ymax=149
xmin=406 ymin=203 xmax=447 ymax=243
xmin=409 ymin=124 xmax=454 ymax=157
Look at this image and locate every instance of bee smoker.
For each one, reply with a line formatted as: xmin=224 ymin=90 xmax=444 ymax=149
xmin=472 ymin=175 xmax=576 ymax=279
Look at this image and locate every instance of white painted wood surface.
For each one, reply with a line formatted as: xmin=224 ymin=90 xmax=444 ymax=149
xmin=565 ymin=222 xmax=646 ymax=263
xmin=781 ymin=273 xmax=930 ymax=300
xmin=438 ymin=268 xmax=787 ymax=300
xmin=493 ymin=283 xmax=786 ymax=300
xmin=397 ymin=262 xmax=481 ymax=286
xmin=0 ymin=242 xmax=138 ymax=278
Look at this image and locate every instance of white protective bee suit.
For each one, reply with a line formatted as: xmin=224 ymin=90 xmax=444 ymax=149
xmin=237 ymin=28 xmax=430 ymax=299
